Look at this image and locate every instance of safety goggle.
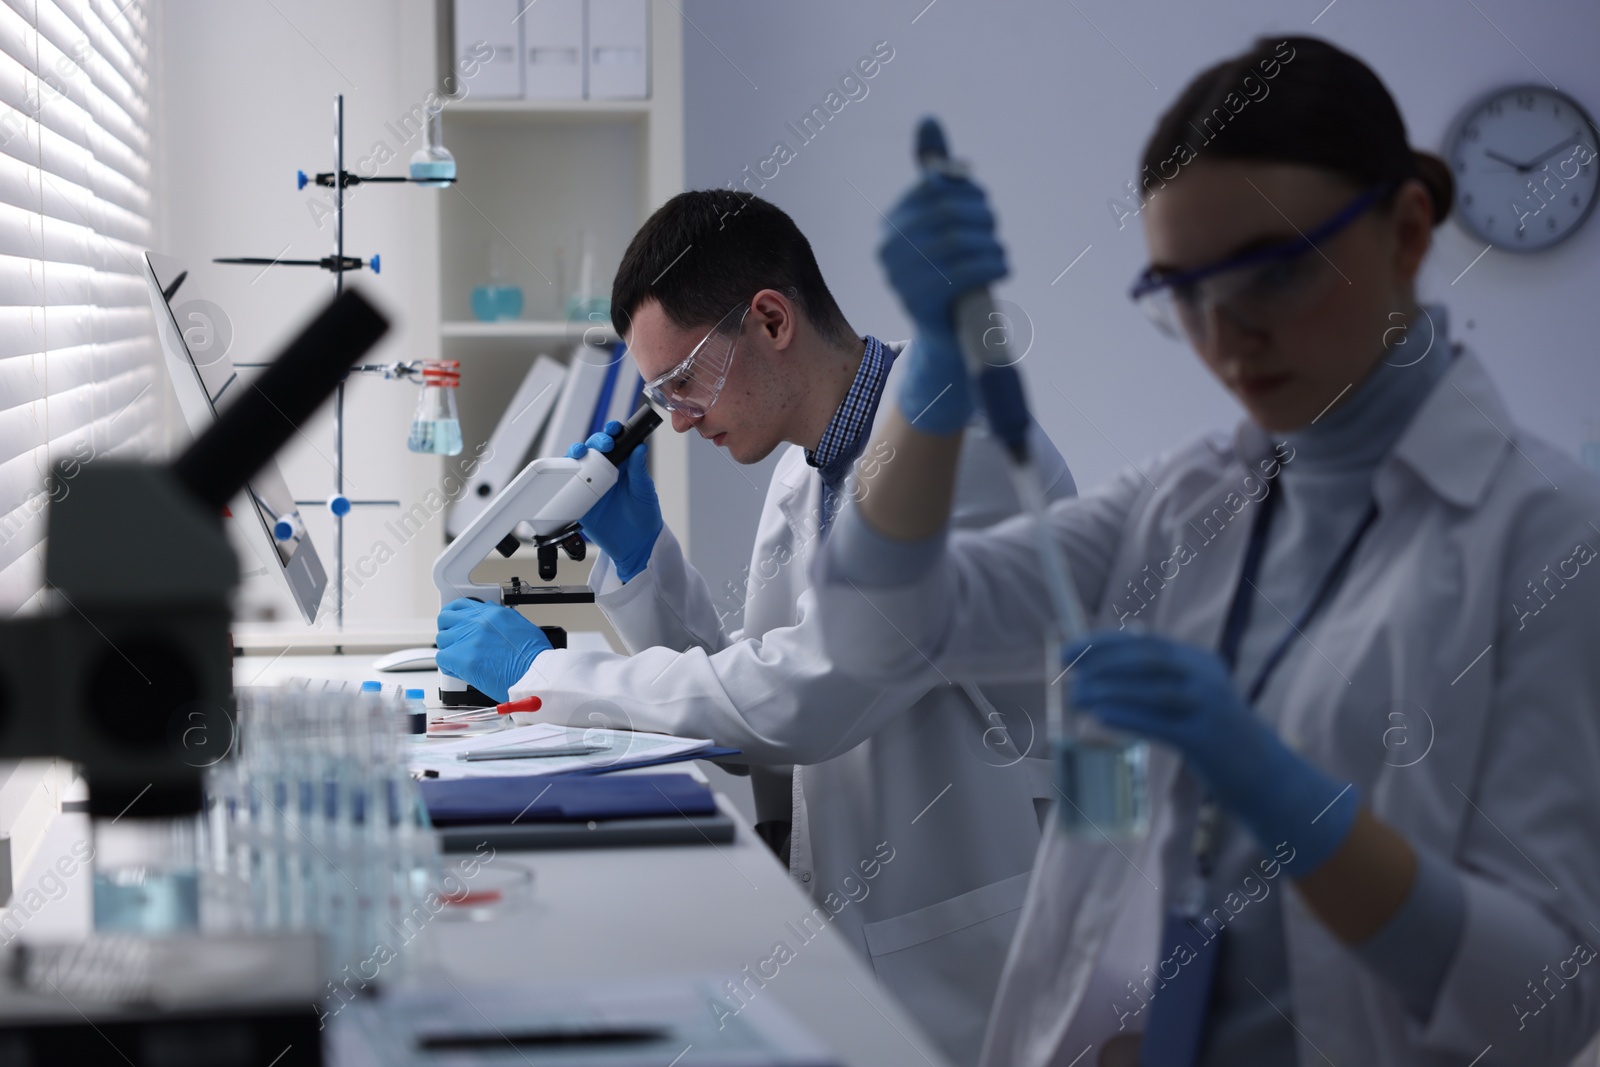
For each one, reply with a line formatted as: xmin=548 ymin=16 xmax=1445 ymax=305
xmin=1128 ymin=182 xmax=1395 ymax=343
xmin=638 ymin=301 xmax=750 ymax=420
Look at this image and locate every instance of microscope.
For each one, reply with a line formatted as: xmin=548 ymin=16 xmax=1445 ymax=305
xmin=0 ymin=289 xmax=390 ymax=1065
xmin=432 ymin=403 xmax=661 ymax=706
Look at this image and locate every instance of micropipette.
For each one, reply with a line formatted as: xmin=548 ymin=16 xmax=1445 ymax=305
xmin=913 ymin=119 xmax=1148 ymax=836
xmin=913 ymin=117 xmax=1089 ymax=642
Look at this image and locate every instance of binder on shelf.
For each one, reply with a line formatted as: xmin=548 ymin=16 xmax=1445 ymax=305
xmin=522 ymin=0 xmax=585 ymax=100
xmin=446 ymin=354 xmax=567 ymax=538
xmin=536 ymin=343 xmax=613 ymax=458
xmin=603 ymin=349 xmax=645 ymax=426
xmin=455 ymin=0 xmax=523 ymax=99
xmin=584 ymin=342 xmax=634 ymax=439
xmin=586 ymin=0 xmax=649 ymax=100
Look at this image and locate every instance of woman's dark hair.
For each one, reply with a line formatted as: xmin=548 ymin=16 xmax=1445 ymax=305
xmin=1140 ymin=36 xmax=1453 ymax=225
xmin=612 ymin=190 xmax=854 ymax=344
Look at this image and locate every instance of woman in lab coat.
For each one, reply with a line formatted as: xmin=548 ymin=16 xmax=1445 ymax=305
xmin=813 ymin=36 xmax=1600 ymax=1066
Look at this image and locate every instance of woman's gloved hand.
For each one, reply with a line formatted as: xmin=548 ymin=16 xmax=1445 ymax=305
xmin=1064 ymin=630 xmax=1359 ymax=877
xmin=436 ymin=597 xmax=553 ymax=703
xmin=567 ymin=421 xmax=662 ymax=583
xmin=877 ymin=173 xmax=1008 ymax=435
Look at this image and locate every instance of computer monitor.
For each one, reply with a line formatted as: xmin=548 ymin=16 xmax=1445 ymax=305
xmin=143 ymin=251 xmax=328 ymax=624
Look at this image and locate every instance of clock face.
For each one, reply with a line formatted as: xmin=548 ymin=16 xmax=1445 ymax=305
xmin=1447 ymin=85 xmax=1599 ymax=252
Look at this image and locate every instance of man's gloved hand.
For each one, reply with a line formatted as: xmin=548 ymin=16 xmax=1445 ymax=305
xmin=436 ymin=597 xmax=553 ymax=703
xmin=568 ymin=420 xmax=663 ymax=583
xmin=1063 ymin=630 xmax=1359 ymax=877
xmin=878 ymin=173 xmax=1009 ymax=436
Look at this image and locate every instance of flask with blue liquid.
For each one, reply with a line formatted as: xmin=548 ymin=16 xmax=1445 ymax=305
xmin=408 ymin=360 xmax=463 ymax=455
xmin=408 ymin=110 xmax=456 ymax=187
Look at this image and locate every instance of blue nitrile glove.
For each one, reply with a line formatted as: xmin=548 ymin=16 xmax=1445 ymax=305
xmin=1064 ymin=630 xmax=1359 ymax=877
xmin=567 ymin=420 xmax=663 ymax=583
xmin=436 ymin=597 xmax=552 ymax=703
xmin=878 ymin=173 xmax=1009 ymax=435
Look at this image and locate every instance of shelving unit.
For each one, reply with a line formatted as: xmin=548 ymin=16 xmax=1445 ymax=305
xmin=428 ymin=2 xmax=687 ymax=547
xmin=447 ymin=98 xmax=652 ymax=116
xmin=439 ymin=320 xmax=621 ymax=341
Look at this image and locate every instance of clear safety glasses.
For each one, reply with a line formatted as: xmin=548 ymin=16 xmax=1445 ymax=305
xmin=639 ymin=301 xmax=751 ymax=420
xmin=1129 ymin=182 xmax=1395 ymax=343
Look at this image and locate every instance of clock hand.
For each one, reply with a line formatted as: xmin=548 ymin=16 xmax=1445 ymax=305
xmin=1522 ymin=133 xmax=1585 ymax=170
xmin=1484 ymin=148 xmax=1531 ymax=171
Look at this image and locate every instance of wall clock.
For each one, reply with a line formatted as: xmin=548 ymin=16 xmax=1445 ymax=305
xmin=1445 ymin=84 xmax=1598 ymax=252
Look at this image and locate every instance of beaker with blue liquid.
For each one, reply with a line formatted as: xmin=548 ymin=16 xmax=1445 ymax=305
xmin=1048 ymin=631 xmax=1150 ymax=838
xmin=92 ymin=814 xmax=203 ymax=934
xmin=470 ymin=235 xmax=524 ymax=322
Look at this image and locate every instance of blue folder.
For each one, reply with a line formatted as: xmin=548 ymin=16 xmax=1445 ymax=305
xmin=421 ymin=773 xmax=735 ymax=852
xmin=422 ymin=773 xmax=717 ymax=825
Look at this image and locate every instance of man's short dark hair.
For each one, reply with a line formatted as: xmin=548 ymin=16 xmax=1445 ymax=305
xmin=611 ymin=190 xmax=854 ymax=347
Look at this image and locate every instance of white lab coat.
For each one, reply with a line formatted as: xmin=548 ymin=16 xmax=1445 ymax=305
xmin=508 ymin=341 xmax=1076 ymax=1066
xmin=813 ymin=350 xmax=1600 ymax=1066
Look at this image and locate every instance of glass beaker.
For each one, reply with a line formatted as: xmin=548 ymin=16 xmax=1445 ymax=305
xmin=92 ymin=814 xmax=202 ymax=934
xmin=563 ymin=228 xmax=608 ymax=322
xmin=408 ymin=361 xmax=463 ymax=455
xmin=1047 ymin=631 xmax=1151 ymax=838
xmin=471 ymin=237 xmax=524 ymax=322
xmin=409 ymin=110 xmax=456 ymax=187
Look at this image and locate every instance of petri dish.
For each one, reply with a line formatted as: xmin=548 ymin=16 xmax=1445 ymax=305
xmin=433 ymin=861 xmax=533 ymax=923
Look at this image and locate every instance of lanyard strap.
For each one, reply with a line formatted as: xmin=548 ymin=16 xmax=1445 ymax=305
xmin=1217 ymin=487 xmax=1379 ymax=701
xmin=1190 ymin=482 xmax=1380 ymax=881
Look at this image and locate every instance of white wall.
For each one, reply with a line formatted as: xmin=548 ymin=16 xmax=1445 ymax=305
xmin=154 ymin=0 xmax=444 ymax=627
xmin=679 ymin=0 xmax=1600 ymax=597
xmin=153 ymin=1 xmax=1600 ymax=622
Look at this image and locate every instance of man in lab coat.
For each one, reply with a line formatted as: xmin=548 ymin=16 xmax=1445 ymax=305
xmin=435 ymin=190 xmax=1074 ymax=1065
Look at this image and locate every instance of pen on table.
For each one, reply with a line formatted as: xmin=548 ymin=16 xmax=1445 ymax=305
xmin=456 ymin=742 xmax=608 ymax=762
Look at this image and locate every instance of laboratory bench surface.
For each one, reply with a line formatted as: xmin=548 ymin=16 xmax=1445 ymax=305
xmin=0 ymin=647 xmax=954 ymax=1067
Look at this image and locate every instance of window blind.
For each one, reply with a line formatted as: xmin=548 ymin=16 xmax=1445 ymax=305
xmin=0 ymin=0 xmax=160 ymax=613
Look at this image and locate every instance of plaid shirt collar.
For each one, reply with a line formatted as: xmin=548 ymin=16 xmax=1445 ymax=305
xmin=804 ymin=335 xmax=893 ymax=487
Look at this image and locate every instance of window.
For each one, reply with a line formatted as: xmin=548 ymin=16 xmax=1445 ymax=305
xmin=0 ymin=0 xmax=161 ymax=612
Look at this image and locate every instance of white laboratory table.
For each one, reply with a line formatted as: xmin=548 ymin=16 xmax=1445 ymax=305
xmin=227 ymin=647 xmax=953 ymax=1067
